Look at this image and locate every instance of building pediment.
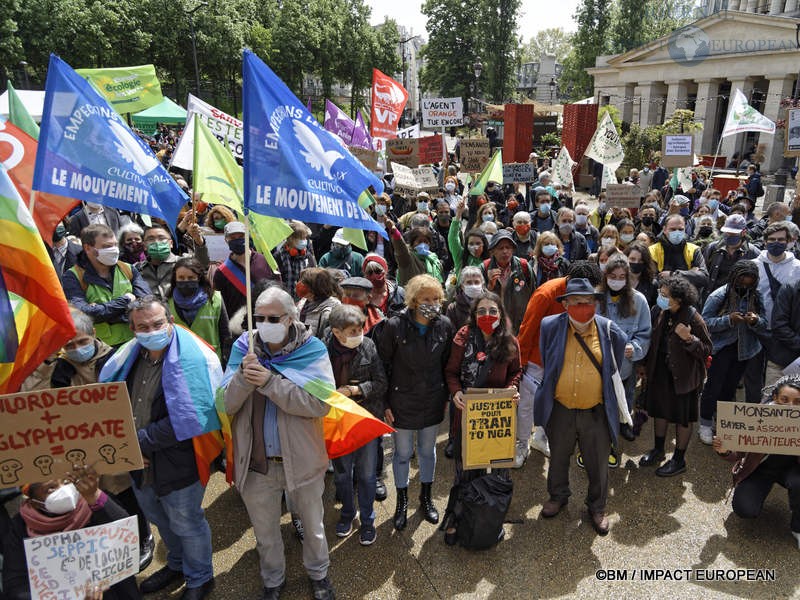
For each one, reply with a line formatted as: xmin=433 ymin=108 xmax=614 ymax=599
xmin=600 ymin=11 xmax=799 ymax=69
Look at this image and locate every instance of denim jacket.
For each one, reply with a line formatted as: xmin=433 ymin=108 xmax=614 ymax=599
xmin=599 ymin=289 xmax=652 ymax=380
xmin=701 ymin=284 xmax=768 ymax=361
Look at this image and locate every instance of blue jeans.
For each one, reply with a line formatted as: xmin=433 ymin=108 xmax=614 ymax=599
xmin=133 ymin=481 xmax=213 ymax=588
xmin=333 ymin=438 xmax=377 ymax=525
xmin=392 ymin=424 xmax=438 ymax=488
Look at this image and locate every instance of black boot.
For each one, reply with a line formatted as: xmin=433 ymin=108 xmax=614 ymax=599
xmin=393 ymin=487 xmax=408 ymax=530
xmin=420 ymin=482 xmax=439 ymax=524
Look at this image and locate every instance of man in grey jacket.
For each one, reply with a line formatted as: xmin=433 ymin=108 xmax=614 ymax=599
xmin=223 ymin=286 xmax=334 ymax=600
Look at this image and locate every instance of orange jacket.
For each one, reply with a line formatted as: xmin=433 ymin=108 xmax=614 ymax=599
xmin=517 ymin=277 xmax=568 ymax=366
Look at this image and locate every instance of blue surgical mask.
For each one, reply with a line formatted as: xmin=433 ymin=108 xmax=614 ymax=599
xmin=679 ymin=207 xmax=690 ymax=217
xmin=415 ymin=243 xmax=430 ymax=256
xmin=724 ymin=234 xmax=742 ymax=246
xmin=767 ymin=241 xmax=787 ymax=257
xmin=375 ymin=205 xmax=387 ymax=216
xmin=542 ymin=244 xmax=558 ymax=257
xmin=136 ymin=327 xmax=172 ymax=351
xmin=667 ymin=230 xmax=685 ymax=245
xmin=417 ymin=201 xmax=429 ymax=213
xmin=538 ymin=203 xmax=551 ymax=214
xmin=228 ymin=238 xmax=246 ymax=255
xmin=294 ymin=239 xmax=308 ymax=251
xmin=65 ymin=343 xmax=96 ymax=364
xmin=656 ymin=294 xmax=670 ymax=310
xmin=482 ymin=213 xmax=495 ymax=222
xmin=708 ymin=199 xmax=719 ymax=211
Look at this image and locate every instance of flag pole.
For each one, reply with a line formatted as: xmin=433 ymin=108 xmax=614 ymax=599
xmin=28 ymin=189 xmax=35 ymax=213
xmin=708 ymin=137 xmax=724 ymax=185
xmin=244 ymin=210 xmax=254 ymax=354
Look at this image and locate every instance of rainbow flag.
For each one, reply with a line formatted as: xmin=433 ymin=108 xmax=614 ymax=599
xmin=99 ymin=325 xmax=224 ymax=485
xmin=224 ymin=332 xmax=393 ymax=459
xmin=0 ymin=169 xmax=75 ymax=393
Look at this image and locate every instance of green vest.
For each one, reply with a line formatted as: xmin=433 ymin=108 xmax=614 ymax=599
xmin=169 ymin=291 xmax=223 ymax=359
xmin=70 ymin=263 xmax=134 ymax=347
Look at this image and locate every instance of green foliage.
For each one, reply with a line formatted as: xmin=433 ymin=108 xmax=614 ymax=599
xmin=621 ymin=109 xmax=702 ymax=169
xmin=559 ymin=0 xmax=613 ymax=100
xmin=539 ymin=131 xmax=562 ymax=157
xmin=598 ymin=104 xmax=622 ymax=132
xmin=521 ymin=28 xmax=572 ymax=63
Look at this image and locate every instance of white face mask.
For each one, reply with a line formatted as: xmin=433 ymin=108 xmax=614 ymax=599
xmin=86 ymin=202 xmax=103 ymax=214
xmin=43 ymin=483 xmax=81 ymax=515
xmin=445 ymin=182 xmax=456 ymax=193
xmin=601 ymin=237 xmax=616 ymax=248
xmin=257 ymin=321 xmax=287 ymax=344
xmin=607 ymin=278 xmax=626 ymax=291
xmin=341 ymin=334 xmax=363 ymax=349
xmin=463 ymin=283 xmax=483 ymax=299
xmin=96 ymin=247 xmax=119 ymax=266
xmin=575 ymin=214 xmax=588 ymax=226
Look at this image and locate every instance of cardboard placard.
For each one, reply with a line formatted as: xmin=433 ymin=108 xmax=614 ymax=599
xmin=0 ymin=383 xmax=144 ymax=486
xmin=386 ymin=137 xmax=419 ymax=168
xmin=460 ymin=138 xmax=491 ymax=172
xmin=389 ymin=162 xmax=418 ymax=193
xmin=462 ymin=388 xmax=516 ymax=470
xmin=203 ymin=233 xmax=229 ymax=263
xmin=421 ymin=97 xmax=464 ymax=128
xmin=605 ymin=183 xmax=642 ymax=209
xmin=784 ymin=108 xmax=800 ymax=158
xmin=502 ymin=162 xmax=535 ymax=184
xmin=413 ymin=166 xmax=439 ymax=194
xmin=418 ymin=135 xmax=444 ymax=165
xmin=348 ymin=146 xmax=379 ymax=170
xmin=717 ymin=402 xmax=800 ymax=455
xmin=661 ymin=134 xmax=694 ymax=168
xmin=24 ymin=516 xmax=139 ymax=600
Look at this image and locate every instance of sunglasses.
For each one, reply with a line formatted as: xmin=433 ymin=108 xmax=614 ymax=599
xmin=254 ymin=314 xmax=287 ymax=323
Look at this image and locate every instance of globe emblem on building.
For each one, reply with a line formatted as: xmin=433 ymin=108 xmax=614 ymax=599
xmin=668 ymin=25 xmax=711 ymax=67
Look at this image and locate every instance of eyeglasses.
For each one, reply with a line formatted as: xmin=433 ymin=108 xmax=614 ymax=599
xmin=254 ymin=314 xmax=287 ymax=323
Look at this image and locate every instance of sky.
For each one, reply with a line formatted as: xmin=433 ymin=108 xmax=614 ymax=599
xmin=367 ymin=0 xmax=581 ymax=38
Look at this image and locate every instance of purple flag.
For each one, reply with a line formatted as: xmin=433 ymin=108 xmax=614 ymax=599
xmin=306 ymin=97 xmax=313 ymax=113
xmin=323 ymin=99 xmax=355 ymax=143
xmin=350 ymin=110 xmax=373 ymax=150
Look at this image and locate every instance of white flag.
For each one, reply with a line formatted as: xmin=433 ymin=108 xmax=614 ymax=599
xmin=552 ymin=146 xmax=576 ymax=188
xmin=584 ymin=112 xmax=625 ymax=172
xmin=721 ymin=88 xmax=775 ymax=138
xmin=171 ymin=94 xmax=243 ymax=169
xmin=601 ymin=164 xmax=618 ymax=190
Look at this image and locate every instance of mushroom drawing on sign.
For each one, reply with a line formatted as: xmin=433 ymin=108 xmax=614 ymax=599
xmin=0 ymin=459 xmax=22 ymax=485
xmin=98 ymin=444 xmax=117 ymax=465
xmin=33 ymin=455 xmax=54 ymax=476
xmin=65 ymin=449 xmax=87 ymax=465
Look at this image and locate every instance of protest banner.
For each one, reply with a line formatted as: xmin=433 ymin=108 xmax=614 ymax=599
xmin=605 ymin=183 xmax=642 ymax=209
xmin=413 ymin=166 xmax=439 ymax=194
xmin=0 ymin=383 xmax=143 ymax=486
xmin=661 ymin=134 xmax=694 ymax=168
xmin=461 ymin=389 xmax=516 ymax=470
xmin=584 ymin=112 xmax=625 ymax=173
xmin=717 ymin=402 xmax=800 ymax=455
xmin=24 ymin=516 xmax=139 ymax=600
xmin=75 ymin=65 xmax=163 ymax=115
xmin=386 ymin=138 xmax=419 ymax=168
xmin=502 ymin=162 xmax=535 ymax=184
xmin=785 ymin=108 xmax=800 ymax=157
xmin=370 ymin=69 xmax=407 ymax=139
xmin=460 ymin=138 xmax=490 ymax=172
xmin=171 ymin=95 xmax=243 ymax=169
xmin=421 ymin=98 xmax=463 ymax=128
xmin=390 ymin=162 xmax=418 ymax=194
xmin=349 ymin=146 xmax=379 ymax=171
xmin=396 ymin=124 xmax=420 ymax=139
xmin=418 ymin=135 xmax=444 ymax=165
xmin=203 ymin=233 xmax=230 ymax=262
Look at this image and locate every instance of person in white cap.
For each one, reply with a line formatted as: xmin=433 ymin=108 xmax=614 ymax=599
xmin=212 ymin=221 xmax=281 ymax=318
xmin=318 ymin=228 xmax=365 ymax=276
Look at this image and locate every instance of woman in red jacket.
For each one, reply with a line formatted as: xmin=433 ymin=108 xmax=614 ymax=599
xmin=713 ymin=375 xmax=800 ymax=548
xmin=441 ymin=291 xmax=521 ymax=543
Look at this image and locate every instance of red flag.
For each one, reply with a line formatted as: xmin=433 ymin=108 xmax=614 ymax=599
xmin=0 ymin=120 xmax=78 ymax=245
xmin=370 ymin=69 xmax=408 ymax=139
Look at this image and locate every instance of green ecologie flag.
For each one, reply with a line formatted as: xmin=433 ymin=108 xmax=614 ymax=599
xmin=469 ymin=148 xmax=503 ymax=196
xmin=76 ymin=64 xmax=163 ymax=114
xmin=192 ymin=115 xmax=291 ymax=270
xmin=6 ymin=82 xmax=39 ymax=140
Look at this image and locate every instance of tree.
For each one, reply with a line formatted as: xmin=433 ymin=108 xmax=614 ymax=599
xmin=559 ymin=0 xmax=613 ymax=101
xmin=477 ymin=0 xmax=521 ymax=102
xmin=521 ymin=28 xmax=572 ymax=63
xmin=609 ymin=0 xmax=697 ymax=54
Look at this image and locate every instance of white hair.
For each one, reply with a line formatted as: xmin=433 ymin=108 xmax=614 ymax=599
xmin=459 ymin=266 xmax=483 ymax=285
xmin=255 ymin=286 xmax=298 ymax=320
xmin=118 ymin=222 xmax=144 ymax=241
xmin=513 ymin=211 xmax=531 ymax=224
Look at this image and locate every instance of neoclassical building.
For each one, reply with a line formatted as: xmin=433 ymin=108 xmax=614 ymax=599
xmin=588 ymin=3 xmax=800 ymax=171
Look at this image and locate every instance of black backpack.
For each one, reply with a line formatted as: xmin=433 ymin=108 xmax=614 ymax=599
xmin=451 ymin=471 xmax=513 ymax=550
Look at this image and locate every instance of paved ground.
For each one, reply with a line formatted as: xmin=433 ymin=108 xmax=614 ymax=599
xmin=139 ymin=420 xmax=800 ymax=600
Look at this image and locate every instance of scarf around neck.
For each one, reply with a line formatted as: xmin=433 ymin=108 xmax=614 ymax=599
xmin=19 ymin=498 xmax=92 ymax=537
xmin=173 ymin=287 xmax=209 ymax=325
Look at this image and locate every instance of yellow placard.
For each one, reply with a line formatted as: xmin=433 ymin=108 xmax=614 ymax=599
xmin=462 ymin=388 xmax=516 ymax=470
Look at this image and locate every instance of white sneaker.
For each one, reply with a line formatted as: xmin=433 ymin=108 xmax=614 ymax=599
xmin=513 ymin=440 xmax=529 ymax=468
xmin=530 ymin=429 xmax=551 ymax=458
xmin=699 ymin=425 xmax=713 ymax=446
xmin=792 ymin=531 xmax=800 ymax=549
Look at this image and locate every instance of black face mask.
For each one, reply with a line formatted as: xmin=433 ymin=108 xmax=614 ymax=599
xmin=629 ymin=262 xmax=644 ymax=274
xmin=52 ymin=224 xmax=67 ymax=243
xmin=734 ymin=285 xmax=750 ymax=297
xmin=228 ymin=238 xmax=246 ymax=255
xmin=641 ymin=216 xmax=654 ymax=226
xmin=175 ymin=280 xmax=200 ymax=296
xmin=698 ymin=226 xmax=713 ymax=237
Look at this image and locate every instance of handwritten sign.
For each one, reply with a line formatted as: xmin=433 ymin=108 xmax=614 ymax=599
xmin=413 ymin=166 xmax=439 ymax=194
xmin=348 ymin=146 xmax=379 ymax=170
xmin=0 ymin=383 xmax=144 ymax=486
xmin=24 ymin=516 xmax=139 ymax=600
xmin=661 ymin=134 xmax=694 ymax=168
xmin=717 ymin=402 xmax=800 ymax=455
xmin=203 ymin=233 xmax=229 ymax=262
xmin=418 ymin=135 xmax=444 ymax=165
xmin=462 ymin=389 xmax=516 ymax=469
xmin=605 ymin=183 xmax=642 ymax=209
xmin=785 ymin=108 xmax=800 ymax=157
xmin=503 ymin=163 xmax=535 ymax=184
xmin=386 ymin=138 xmax=419 ymax=168
xmin=460 ymin=138 xmax=490 ymax=172
xmin=390 ymin=163 xmax=439 ymax=195
xmin=422 ymin=97 xmax=464 ymax=128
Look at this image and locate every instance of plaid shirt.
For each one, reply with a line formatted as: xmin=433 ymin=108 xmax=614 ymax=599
xmin=274 ymin=242 xmax=316 ymax=299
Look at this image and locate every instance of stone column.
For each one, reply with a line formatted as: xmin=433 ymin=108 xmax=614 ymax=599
xmin=720 ymin=78 xmax=754 ymax=160
xmin=746 ymin=0 xmax=759 ymax=11
xmin=761 ymin=76 xmax=795 ymax=172
xmin=665 ymin=80 xmax=689 ymax=119
xmin=636 ymin=81 xmax=666 ymax=127
xmin=737 ymin=0 xmax=748 ymax=10
xmin=617 ymin=83 xmax=636 ymax=125
xmin=695 ymin=79 xmax=722 ymax=154
xmin=769 ymin=0 xmax=783 ymax=13
xmin=785 ymin=0 xmax=797 ymax=11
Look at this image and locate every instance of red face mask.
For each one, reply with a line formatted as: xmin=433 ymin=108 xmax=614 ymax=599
xmin=507 ymin=199 xmax=519 ymax=211
xmin=566 ymin=303 xmax=595 ymax=325
xmin=366 ymin=272 xmax=385 ymax=287
xmin=295 ymin=281 xmax=311 ymax=298
xmin=515 ymin=224 xmax=531 ymax=237
xmin=476 ymin=314 xmax=500 ymax=335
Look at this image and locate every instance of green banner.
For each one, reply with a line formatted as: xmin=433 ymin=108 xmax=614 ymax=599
xmin=75 ymin=64 xmax=163 ymax=114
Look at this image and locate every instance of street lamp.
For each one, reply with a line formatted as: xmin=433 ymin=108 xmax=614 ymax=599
xmin=472 ymin=57 xmax=483 ymax=114
xmin=18 ymin=61 xmax=30 ymax=90
xmin=549 ymin=77 xmax=557 ymax=103
xmin=399 ymin=35 xmax=420 ymax=126
xmin=186 ymin=1 xmax=208 ymax=99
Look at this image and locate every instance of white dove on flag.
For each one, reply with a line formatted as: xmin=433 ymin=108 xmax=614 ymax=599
xmin=292 ymin=120 xmax=344 ymax=179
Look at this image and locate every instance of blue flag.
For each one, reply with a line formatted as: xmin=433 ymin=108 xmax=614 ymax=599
xmin=33 ymin=54 xmax=187 ymax=229
xmin=242 ymin=50 xmax=385 ymax=236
